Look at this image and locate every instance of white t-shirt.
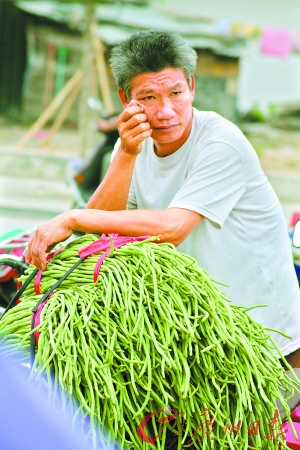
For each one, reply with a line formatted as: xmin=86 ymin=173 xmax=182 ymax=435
xmin=114 ymin=108 xmax=300 ymax=355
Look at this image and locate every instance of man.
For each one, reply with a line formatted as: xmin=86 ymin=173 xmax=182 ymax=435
xmin=26 ymin=30 xmax=300 ymax=366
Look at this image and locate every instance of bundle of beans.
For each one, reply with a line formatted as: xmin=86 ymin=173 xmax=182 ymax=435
xmin=0 ymin=233 xmax=299 ymax=450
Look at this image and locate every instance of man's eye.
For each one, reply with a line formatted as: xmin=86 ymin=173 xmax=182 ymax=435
xmin=142 ymin=96 xmax=154 ymax=101
xmin=171 ymin=91 xmax=182 ymax=96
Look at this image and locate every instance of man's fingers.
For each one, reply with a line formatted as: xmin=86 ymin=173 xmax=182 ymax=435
xmin=26 ymin=225 xmax=53 ymax=270
xmin=127 ymin=127 xmax=152 ymax=142
xmin=126 ymin=113 xmax=148 ymax=127
xmin=28 ymin=237 xmax=48 ymax=270
xmin=26 ymin=233 xmax=39 ymax=265
xmin=121 ymin=119 xmax=151 ymax=138
xmin=127 ymin=99 xmax=143 ymax=109
xmin=24 ymin=212 xmax=74 ymax=270
xmin=119 ymin=103 xmax=144 ymax=123
xmin=120 ymin=128 xmax=152 ymax=151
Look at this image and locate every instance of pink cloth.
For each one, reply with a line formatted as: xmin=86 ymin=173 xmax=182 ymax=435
xmin=290 ymin=212 xmax=300 ymax=228
xmin=261 ymin=27 xmax=292 ymax=59
xmin=283 ymin=420 xmax=300 ymax=448
xmin=291 ymin=405 xmax=300 ymax=422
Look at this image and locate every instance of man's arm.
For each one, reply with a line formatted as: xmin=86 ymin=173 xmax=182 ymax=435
xmin=26 ymin=207 xmax=203 ymax=270
xmin=86 ymin=149 xmax=137 ymax=211
xmin=87 ymin=98 xmax=151 ymax=211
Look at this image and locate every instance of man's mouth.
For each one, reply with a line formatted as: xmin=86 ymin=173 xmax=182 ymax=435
xmin=154 ymin=125 xmax=178 ymax=131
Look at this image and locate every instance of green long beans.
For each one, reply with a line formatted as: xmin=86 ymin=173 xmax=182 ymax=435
xmin=0 ymin=233 xmax=299 ymax=449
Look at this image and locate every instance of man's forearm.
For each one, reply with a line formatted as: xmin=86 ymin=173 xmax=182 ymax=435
xmin=69 ymin=208 xmax=172 ymax=241
xmin=26 ymin=206 xmax=203 ymax=269
xmin=67 ymin=207 xmax=202 ymax=247
xmin=86 ymin=149 xmax=137 ymax=211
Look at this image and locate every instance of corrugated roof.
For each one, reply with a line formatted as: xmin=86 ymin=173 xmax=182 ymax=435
xmin=16 ymin=0 xmax=248 ymax=57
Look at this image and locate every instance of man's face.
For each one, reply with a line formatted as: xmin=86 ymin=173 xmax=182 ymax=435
xmin=129 ymin=68 xmax=195 ymax=152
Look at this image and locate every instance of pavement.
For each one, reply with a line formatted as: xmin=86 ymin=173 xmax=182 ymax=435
xmin=266 ymin=172 xmax=300 ymax=228
xmin=0 ymin=145 xmax=75 ymax=236
xmin=0 ymin=191 xmax=74 ymax=239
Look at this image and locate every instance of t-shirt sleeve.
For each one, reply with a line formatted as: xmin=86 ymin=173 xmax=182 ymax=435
xmin=168 ymin=142 xmax=246 ymax=228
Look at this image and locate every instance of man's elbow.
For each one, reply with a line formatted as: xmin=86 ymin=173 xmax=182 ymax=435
xmin=158 ymin=209 xmax=203 ymax=247
xmin=164 ymin=234 xmax=185 ymax=247
xmin=159 ymin=226 xmax=187 ymax=247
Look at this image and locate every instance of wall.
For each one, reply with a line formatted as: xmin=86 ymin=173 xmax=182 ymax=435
xmin=0 ymin=1 xmax=27 ymax=117
xmin=193 ymin=50 xmax=239 ymax=122
xmin=21 ymin=25 xmax=83 ymax=123
xmin=238 ymin=40 xmax=300 ymax=113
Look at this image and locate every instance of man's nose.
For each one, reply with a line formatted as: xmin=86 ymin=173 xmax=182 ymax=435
xmin=156 ymin=98 xmax=175 ymax=120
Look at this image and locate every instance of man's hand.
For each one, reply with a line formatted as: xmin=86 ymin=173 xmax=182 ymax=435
xmin=117 ymin=99 xmax=152 ymax=155
xmin=25 ymin=212 xmax=74 ymax=270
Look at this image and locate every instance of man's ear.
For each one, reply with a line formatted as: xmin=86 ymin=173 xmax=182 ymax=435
xmin=189 ymin=75 xmax=195 ymax=101
xmin=118 ymin=88 xmax=129 ymax=108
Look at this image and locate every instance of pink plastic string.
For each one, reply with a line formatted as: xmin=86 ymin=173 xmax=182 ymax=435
xmin=78 ymin=234 xmax=151 ymax=281
xmin=93 ymin=249 xmax=111 ymax=282
xmin=32 ymin=299 xmax=48 ymax=346
xmin=34 ymin=270 xmax=43 ymax=295
xmin=78 ymin=233 xmax=116 ymax=258
xmin=78 ymin=234 xmax=151 ymax=258
xmin=34 ymin=246 xmax=65 ymax=295
xmin=33 ymin=290 xmax=57 ymax=347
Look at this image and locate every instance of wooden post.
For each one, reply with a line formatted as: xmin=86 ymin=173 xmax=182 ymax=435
xmin=43 ymin=42 xmax=56 ymax=108
xmin=77 ymin=2 xmax=99 ymax=157
xmin=90 ymin=23 xmax=114 ymax=115
xmin=43 ymin=80 xmax=82 ymax=146
xmin=18 ymin=70 xmax=83 ymax=148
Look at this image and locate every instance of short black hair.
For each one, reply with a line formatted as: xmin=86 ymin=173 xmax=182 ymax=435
xmin=110 ymin=30 xmax=197 ymax=98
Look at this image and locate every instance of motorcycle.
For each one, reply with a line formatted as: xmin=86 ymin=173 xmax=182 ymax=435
xmin=67 ymin=98 xmax=120 ymax=208
xmin=0 ymin=229 xmax=33 ymax=314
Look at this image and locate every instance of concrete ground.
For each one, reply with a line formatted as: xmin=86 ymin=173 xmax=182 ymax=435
xmin=0 ymin=180 xmax=74 ymax=236
xmin=0 ymin=148 xmax=75 ymax=237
